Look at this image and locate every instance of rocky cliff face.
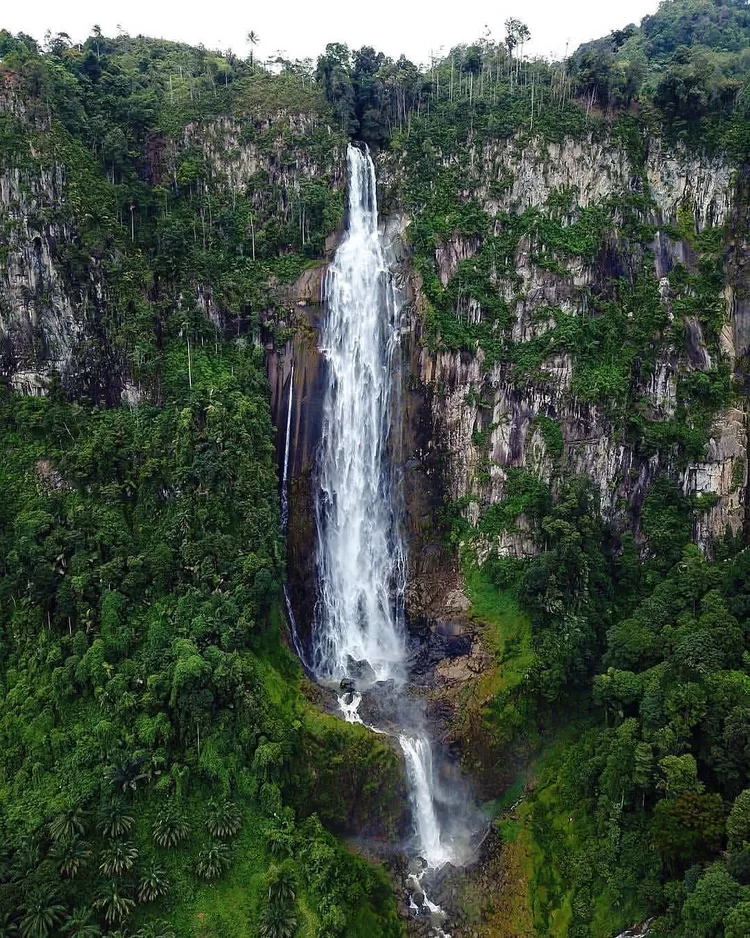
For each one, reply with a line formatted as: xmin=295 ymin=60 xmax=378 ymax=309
xmin=0 ymin=73 xmax=344 ymax=402
xmin=0 ymin=79 xmax=117 ymax=401
xmin=395 ymin=135 xmax=748 ymax=574
xmin=3 ymin=77 xmax=747 ymax=619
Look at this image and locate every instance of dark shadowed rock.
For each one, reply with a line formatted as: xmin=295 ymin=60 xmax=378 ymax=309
xmin=345 ymin=655 xmax=377 ymax=683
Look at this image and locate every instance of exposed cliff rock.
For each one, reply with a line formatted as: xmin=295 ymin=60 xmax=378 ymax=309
xmin=394 ymin=135 xmax=747 ymax=566
xmin=0 ymin=75 xmax=346 ymax=399
xmin=476 ymin=134 xmax=730 ymax=229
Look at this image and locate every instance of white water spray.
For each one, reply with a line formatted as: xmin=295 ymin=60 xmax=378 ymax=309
xmin=281 ymin=363 xmax=294 ymax=534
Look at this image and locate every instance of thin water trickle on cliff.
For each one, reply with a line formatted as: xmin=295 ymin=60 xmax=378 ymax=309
xmin=281 ymin=364 xmax=307 ymax=665
xmin=308 ymin=145 xmax=466 ymax=893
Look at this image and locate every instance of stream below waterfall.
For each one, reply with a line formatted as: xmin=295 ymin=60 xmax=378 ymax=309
xmin=282 ymin=144 xmax=476 ymax=934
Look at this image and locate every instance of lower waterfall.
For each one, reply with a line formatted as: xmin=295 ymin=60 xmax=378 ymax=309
xmin=398 ymin=735 xmax=452 ymax=869
xmin=283 ymin=143 xmax=474 ymax=928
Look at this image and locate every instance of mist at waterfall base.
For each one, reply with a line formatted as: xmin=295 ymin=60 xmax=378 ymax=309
xmin=284 ymin=142 xmax=479 ymax=923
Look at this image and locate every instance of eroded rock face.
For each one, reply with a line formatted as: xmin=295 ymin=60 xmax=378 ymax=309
xmin=473 ymin=134 xmax=730 ymax=230
xmin=389 ymin=134 xmax=748 ymax=577
xmin=269 ymin=135 xmax=748 ymax=690
xmin=0 ymin=90 xmax=344 ymax=400
xmin=0 ymin=161 xmax=113 ymax=399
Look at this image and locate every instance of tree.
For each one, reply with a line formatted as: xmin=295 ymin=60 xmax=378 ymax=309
xmin=504 ymin=18 xmax=531 ymax=79
xmin=49 ymin=808 xmax=87 ymax=843
xmin=728 ymin=789 xmax=750 ymax=851
xmin=205 ymin=800 xmax=242 ymax=839
xmin=257 ymin=903 xmax=298 ymax=938
xmin=726 ymin=901 xmax=750 ymax=938
xmin=51 ymin=836 xmax=92 ymax=878
xmin=196 ymin=842 xmax=231 ymax=880
xmin=98 ymin=842 xmax=138 ymax=876
xmin=19 ymin=891 xmax=65 ymax=938
xmin=652 ymin=793 xmax=725 ymax=864
xmin=137 ymin=864 xmax=170 ymax=902
xmin=315 ymin=43 xmax=357 ymax=133
xmin=681 ymin=864 xmax=746 ymax=937
xmin=134 ymin=922 xmax=175 ymax=938
xmin=268 ymin=865 xmax=297 ymax=905
xmin=97 ymin=802 xmax=135 ymax=839
xmin=246 ymin=32 xmax=259 ymax=67
xmin=61 ymin=907 xmax=101 ymax=938
xmin=94 ymin=883 xmax=135 ymax=925
xmin=658 ymin=755 xmax=704 ymax=798
xmin=151 ymin=805 xmax=189 ymax=848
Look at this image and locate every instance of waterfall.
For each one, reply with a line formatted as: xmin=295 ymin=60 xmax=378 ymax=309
xmin=310 ymin=145 xmax=466 ymax=905
xmin=312 ymin=144 xmax=405 ymax=682
xmin=399 ymin=735 xmax=452 ymax=868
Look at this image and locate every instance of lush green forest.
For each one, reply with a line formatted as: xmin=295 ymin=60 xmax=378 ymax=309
xmin=1 ymin=1 xmax=750 ymax=936
xmin=0 ymin=25 xmax=400 ymax=938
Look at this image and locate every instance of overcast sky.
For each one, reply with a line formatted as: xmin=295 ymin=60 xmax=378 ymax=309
xmin=3 ymin=0 xmax=661 ymax=66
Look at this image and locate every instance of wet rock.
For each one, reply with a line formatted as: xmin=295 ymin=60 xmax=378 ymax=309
xmin=345 ymin=655 xmax=377 ymax=683
xmin=408 ymin=856 xmax=427 ymax=875
xmin=444 ymin=588 xmax=471 ymax=613
xmin=339 ymin=678 xmax=356 ymax=694
xmin=358 ymin=678 xmax=403 ymax=730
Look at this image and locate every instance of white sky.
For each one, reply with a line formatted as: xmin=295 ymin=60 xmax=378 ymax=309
xmin=2 ymin=0 xmax=661 ymax=66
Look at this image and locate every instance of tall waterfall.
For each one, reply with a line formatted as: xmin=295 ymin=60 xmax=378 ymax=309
xmin=313 ymin=145 xmax=405 ymax=682
xmin=311 ymin=145 xmax=463 ymax=882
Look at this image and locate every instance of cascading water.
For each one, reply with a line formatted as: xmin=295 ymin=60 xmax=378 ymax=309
xmin=399 ymin=736 xmax=453 ymax=869
xmin=312 ymin=144 xmax=405 ymax=682
xmin=306 ymin=144 xmax=471 ymax=931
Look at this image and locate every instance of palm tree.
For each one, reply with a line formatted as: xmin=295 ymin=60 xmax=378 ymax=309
xmin=19 ymin=890 xmax=65 ymax=938
xmin=61 ymin=907 xmax=101 ymax=938
xmin=97 ymin=803 xmax=135 ymax=839
xmin=266 ymin=829 xmax=293 ymax=859
xmin=205 ymin=800 xmax=241 ymax=839
xmin=136 ymin=864 xmax=170 ymax=902
xmin=10 ymin=836 xmax=39 ymax=883
xmin=151 ymin=806 xmax=189 ymax=849
xmin=49 ymin=808 xmax=87 ymax=843
xmin=98 ymin=843 xmax=138 ymax=877
xmin=94 ymin=883 xmax=135 ymax=925
xmin=107 ymin=759 xmax=149 ymax=794
xmin=51 ymin=837 xmax=92 ymax=878
xmin=134 ymin=922 xmax=175 ymax=938
xmin=246 ymin=31 xmax=259 ymax=67
xmin=257 ymin=904 xmax=297 ymax=938
xmin=195 ymin=842 xmax=230 ymax=880
xmin=268 ymin=866 xmax=296 ymax=905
